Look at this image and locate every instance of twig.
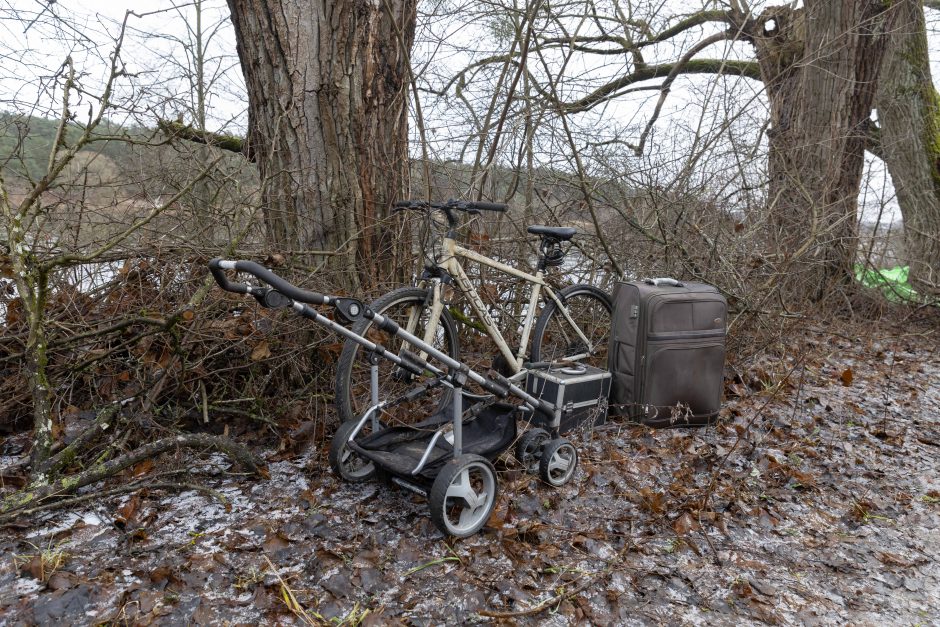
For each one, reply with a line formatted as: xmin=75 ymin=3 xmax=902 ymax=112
xmin=200 ymin=381 xmax=210 ymax=424
xmin=0 ymin=482 xmax=144 ymax=525
xmin=147 ymin=481 xmax=229 ymax=508
xmin=478 ymin=561 xmax=606 ymax=618
xmin=479 ymin=535 xmax=637 ymax=619
xmin=404 ymin=556 xmax=461 ymax=577
xmin=263 ymin=555 xmax=318 ymax=626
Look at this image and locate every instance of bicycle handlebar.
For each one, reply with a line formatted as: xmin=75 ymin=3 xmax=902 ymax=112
xmin=393 ymin=199 xmax=507 ymax=228
xmin=208 ymin=258 xmax=329 ymax=306
xmin=392 ymin=199 xmax=507 ymax=213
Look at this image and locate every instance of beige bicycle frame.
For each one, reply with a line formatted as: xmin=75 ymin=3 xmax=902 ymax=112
xmin=407 ymin=234 xmax=596 ymax=375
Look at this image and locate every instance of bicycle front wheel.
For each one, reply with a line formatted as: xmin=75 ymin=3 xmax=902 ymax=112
xmin=334 ymin=287 xmax=459 ymax=425
xmin=530 ymin=284 xmax=612 ymax=368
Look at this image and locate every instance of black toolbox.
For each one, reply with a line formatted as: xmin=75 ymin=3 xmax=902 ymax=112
xmin=607 ymin=278 xmax=726 ymax=427
xmin=525 ymin=364 xmax=611 ymax=434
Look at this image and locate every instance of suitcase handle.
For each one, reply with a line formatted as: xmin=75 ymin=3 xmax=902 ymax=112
xmin=643 ymin=277 xmax=684 ymax=287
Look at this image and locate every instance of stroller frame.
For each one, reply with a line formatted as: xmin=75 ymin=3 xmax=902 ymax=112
xmin=209 ymin=259 xmax=583 ymax=537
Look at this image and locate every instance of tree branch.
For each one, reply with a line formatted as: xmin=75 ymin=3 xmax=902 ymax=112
xmin=431 ymin=53 xmax=519 ymax=97
xmin=865 ymin=119 xmax=883 ymax=160
xmin=633 ymin=31 xmax=737 ymax=155
xmin=35 ymin=401 xmax=125 ymax=478
xmin=538 ymin=10 xmax=732 ymax=53
xmin=157 ymin=119 xmax=252 ymax=160
xmin=639 ymin=10 xmax=733 ymax=47
xmin=565 ymin=58 xmax=761 ymax=113
xmin=538 ymin=33 xmax=634 ymax=54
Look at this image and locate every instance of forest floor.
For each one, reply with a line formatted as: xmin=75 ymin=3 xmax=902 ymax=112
xmin=1 ymin=316 xmax=939 ymax=625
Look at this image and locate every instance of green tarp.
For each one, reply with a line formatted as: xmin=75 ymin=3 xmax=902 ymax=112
xmin=854 ymin=265 xmax=919 ymax=302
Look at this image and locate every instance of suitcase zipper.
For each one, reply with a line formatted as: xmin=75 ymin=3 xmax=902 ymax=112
xmin=647 ymin=330 xmax=725 ymax=341
xmin=634 ymin=287 xmax=646 ymax=410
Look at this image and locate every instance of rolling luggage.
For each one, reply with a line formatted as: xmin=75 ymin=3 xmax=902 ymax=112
xmin=607 ymin=278 xmax=726 ymax=427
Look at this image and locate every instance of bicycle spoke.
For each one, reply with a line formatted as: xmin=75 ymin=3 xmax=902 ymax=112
xmin=336 ymin=288 xmax=457 ymax=425
xmin=533 ymin=287 xmax=612 ymax=368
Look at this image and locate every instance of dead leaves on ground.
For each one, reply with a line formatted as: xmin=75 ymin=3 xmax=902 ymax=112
xmin=250 ymin=340 xmax=271 ymax=362
xmin=839 ymin=367 xmax=854 ymax=386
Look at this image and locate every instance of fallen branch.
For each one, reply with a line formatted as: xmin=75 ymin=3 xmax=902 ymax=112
xmin=1 ymin=433 xmax=263 ymax=516
xmin=0 ymin=477 xmax=231 ymax=527
xmin=36 ymin=401 xmax=125 ymax=478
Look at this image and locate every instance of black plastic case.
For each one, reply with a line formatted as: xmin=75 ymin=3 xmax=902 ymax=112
xmin=525 ymin=365 xmax=611 ymax=434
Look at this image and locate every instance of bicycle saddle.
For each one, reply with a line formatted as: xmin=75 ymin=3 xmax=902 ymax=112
xmin=527 ymin=225 xmax=577 ymax=241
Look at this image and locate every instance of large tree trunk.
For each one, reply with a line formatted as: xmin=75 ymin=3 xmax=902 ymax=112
xmin=874 ymin=0 xmax=940 ymax=296
xmin=226 ymin=0 xmax=417 ymax=288
xmin=748 ymin=1 xmax=891 ymax=301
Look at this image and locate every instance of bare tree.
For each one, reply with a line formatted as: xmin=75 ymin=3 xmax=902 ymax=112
xmin=0 ymin=5 xmax=262 ymax=497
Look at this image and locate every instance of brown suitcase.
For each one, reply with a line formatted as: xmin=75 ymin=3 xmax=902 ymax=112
xmin=607 ymin=278 xmax=726 ymax=427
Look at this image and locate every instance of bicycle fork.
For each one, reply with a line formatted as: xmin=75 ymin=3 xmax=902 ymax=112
xmin=393 ymin=278 xmax=445 ymax=375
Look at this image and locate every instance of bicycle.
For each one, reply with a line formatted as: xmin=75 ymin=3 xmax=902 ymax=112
xmin=334 ymin=199 xmax=613 ymax=424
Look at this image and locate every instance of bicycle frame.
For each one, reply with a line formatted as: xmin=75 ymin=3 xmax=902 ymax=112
xmin=408 ymin=232 xmax=597 ymax=375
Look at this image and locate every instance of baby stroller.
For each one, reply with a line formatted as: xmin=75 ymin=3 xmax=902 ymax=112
xmin=209 ymin=259 xmax=583 ymax=537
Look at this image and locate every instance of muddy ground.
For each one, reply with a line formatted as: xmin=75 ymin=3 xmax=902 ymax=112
xmin=1 ymin=323 xmax=939 ymax=625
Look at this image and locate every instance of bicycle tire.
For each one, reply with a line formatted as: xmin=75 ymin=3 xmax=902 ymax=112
xmin=529 ymin=284 xmax=612 ymax=368
xmin=334 ymin=286 xmax=460 ymax=424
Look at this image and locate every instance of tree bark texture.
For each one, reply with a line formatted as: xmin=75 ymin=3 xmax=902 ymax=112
xmin=749 ymin=1 xmax=891 ymax=300
xmin=227 ymin=0 xmax=417 ymax=287
xmin=874 ymin=0 xmax=940 ymax=295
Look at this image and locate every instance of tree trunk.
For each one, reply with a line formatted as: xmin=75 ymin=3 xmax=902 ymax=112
xmin=23 ymin=278 xmax=53 ymax=473
xmin=226 ymin=0 xmax=417 ymax=288
xmin=3 ymin=212 xmax=54 ymax=472
xmin=749 ymin=1 xmax=891 ymax=301
xmin=874 ymin=0 xmax=940 ymax=295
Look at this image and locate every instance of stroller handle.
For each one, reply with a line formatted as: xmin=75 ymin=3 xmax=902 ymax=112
xmin=209 ymin=258 xmax=328 ymax=306
xmin=208 ymin=258 xmax=555 ymax=415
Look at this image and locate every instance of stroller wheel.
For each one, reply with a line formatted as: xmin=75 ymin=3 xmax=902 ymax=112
xmin=429 ymin=454 xmax=498 ymax=538
xmin=515 ymin=428 xmax=550 ymax=473
xmin=329 ymin=420 xmax=377 ymax=482
xmin=539 ymin=438 xmax=578 ymax=487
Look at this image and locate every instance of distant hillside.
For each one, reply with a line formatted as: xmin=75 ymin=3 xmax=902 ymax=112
xmin=0 ymin=112 xmax=143 ymax=181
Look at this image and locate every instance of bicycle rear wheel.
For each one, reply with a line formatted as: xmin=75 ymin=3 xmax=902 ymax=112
xmin=334 ymin=287 xmax=459 ymax=425
xmin=530 ymin=284 xmax=612 ymax=368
